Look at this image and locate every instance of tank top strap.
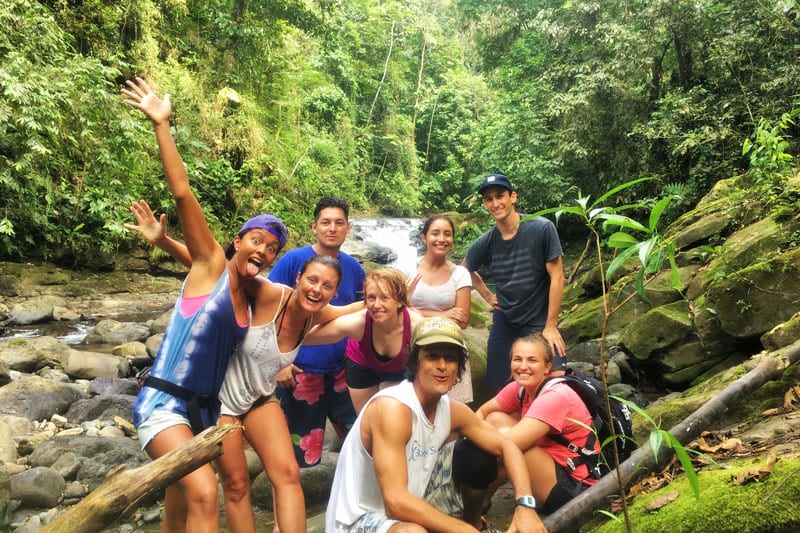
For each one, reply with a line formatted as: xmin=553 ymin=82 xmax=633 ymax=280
xmin=273 ymin=285 xmax=289 ymax=324
xmin=401 ymin=307 xmax=411 ymax=346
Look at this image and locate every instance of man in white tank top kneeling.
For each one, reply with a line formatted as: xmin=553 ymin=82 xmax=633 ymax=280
xmin=326 ymin=316 xmax=546 ymax=533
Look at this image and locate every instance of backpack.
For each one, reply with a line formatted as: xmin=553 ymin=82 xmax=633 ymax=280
xmin=520 ymin=368 xmax=636 ymax=479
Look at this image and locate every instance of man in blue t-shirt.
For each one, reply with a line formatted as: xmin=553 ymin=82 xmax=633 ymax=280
xmin=464 ymin=174 xmax=567 ymax=390
xmin=269 ymin=196 xmax=365 ymax=466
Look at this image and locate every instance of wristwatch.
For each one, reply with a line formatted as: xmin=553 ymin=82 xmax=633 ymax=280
xmin=515 ymin=495 xmax=537 ymax=510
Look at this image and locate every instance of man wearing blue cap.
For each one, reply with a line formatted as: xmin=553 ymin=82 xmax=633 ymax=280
xmin=463 ymin=173 xmax=567 ymax=390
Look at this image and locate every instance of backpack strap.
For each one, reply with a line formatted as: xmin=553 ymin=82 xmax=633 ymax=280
xmin=533 ymin=375 xmax=601 ymax=477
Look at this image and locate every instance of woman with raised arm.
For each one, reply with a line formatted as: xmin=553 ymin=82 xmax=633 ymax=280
xmin=122 ymin=78 xmax=288 ymax=533
xmin=407 ymin=214 xmax=474 ymax=403
xmin=126 ymin=201 xmax=360 ymax=532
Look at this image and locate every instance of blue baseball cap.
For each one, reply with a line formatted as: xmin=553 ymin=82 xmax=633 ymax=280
xmin=238 ymin=214 xmax=288 ymax=252
xmin=478 ymin=173 xmax=513 ymax=194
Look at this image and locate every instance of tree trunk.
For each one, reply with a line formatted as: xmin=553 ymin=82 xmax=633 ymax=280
xmin=543 ymin=340 xmax=800 ymax=532
xmin=41 ymin=423 xmax=240 ymax=533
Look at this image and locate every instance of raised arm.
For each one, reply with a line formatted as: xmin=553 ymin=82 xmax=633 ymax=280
xmin=122 ymin=78 xmax=224 ymax=281
xmin=313 ymin=300 xmax=366 ymax=325
xmin=124 ymin=200 xmax=192 ymax=268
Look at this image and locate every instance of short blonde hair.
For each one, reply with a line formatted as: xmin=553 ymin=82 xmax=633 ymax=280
xmin=364 ymin=268 xmax=409 ymax=308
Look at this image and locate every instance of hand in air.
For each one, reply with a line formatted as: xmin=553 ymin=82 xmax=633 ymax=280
xmin=121 ymin=77 xmax=172 ymax=126
xmin=124 ymin=200 xmax=167 ymax=244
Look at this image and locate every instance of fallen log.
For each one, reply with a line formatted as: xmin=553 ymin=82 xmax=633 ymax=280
xmin=41 ymin=423 xmax=240 ymax=533
xmin=543 ymin=340 xmax=800 ymax=533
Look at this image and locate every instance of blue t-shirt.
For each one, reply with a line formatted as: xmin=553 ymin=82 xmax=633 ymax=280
xmin=268 ymin=245 xmax=365 ymax=373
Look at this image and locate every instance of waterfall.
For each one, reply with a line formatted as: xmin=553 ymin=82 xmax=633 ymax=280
xmin=343 ymin=218 xmax=424 ymax=277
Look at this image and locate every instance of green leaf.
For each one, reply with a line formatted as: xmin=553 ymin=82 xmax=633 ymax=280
xmin=638 ymin=236 xmax=657 ymax=266
xmin=592 ymin=177 xmax=653 ymax=209
xmin=607 ymin=231 xmax=639 ymax=249
xmin=668 ymin=243 xmax=682 ymax=291
xmin=665 ymin=432 xmax=701 ymax=498
xmin=649 ymin=430 xmax=666 ymax=460
xmin=598 ymin=213 xmax=650 ymax=233
xmin=649 ymin=196 xmax=672 ymax=231
xmin=606 ymin=242 xmax=641 ymax=279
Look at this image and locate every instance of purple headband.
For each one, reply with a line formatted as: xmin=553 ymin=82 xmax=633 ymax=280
xmin=237 ymin=214 xmax=289 ymax=252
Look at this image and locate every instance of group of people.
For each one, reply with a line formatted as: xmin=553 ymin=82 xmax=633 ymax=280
xmin=122 ymin=78 xmax=598 ymax=533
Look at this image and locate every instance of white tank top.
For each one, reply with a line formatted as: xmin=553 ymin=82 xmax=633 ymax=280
xmin=219 ymin=286 xmax=301 ymax=415
xmin=326 ymin=380 xmax=452 ymax=531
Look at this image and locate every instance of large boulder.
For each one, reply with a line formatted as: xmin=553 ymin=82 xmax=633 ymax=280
xmin=761 ymin=312 xmax=800 ymax=351
xmin=10 ymin=466 xmax=65 ymax=508
xmin=63 ymin=349 xmax=130 ymax=379
xmin=64 ymin=394 xmax=136 ymax=425
xmin=8 ymin=295 xmax=68 ymax=325
xmin=0 ymin=377 xmax=86 ymax=420
xmin=0 ymin=419 xmax=16 ymax=465
xmin=83 ymin=319 xmax=150 ymax=346
xmin=705 ymin=247 xmax=800 ymax=338
xmin=0 ymin=336 xmax=70 ymax=373
xmin=618 ymin=301 xmax=693 ymax=361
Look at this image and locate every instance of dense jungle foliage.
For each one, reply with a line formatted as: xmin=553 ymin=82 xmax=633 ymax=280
xmin=1 ymin=0 xmax=799 ymax=267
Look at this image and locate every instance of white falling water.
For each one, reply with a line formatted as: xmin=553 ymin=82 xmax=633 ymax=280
xmin=344 ymin=218 xmax=424 ymax=277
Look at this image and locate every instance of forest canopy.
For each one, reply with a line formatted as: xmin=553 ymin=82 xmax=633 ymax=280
xmin=1 ymin=0 xmax=798 ymax=266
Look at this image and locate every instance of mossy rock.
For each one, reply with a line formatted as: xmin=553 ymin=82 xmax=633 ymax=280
xmin=591 ymin=455 xmax=800 ymax=533
xmin=705 ymin=247 xmax=800 ymax=338
xmin=618 ymin=301 xmax=692 ymax=361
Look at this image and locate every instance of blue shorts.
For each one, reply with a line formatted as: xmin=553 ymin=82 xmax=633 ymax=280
xmin=136 ymin=408 xmax=189 ymax=450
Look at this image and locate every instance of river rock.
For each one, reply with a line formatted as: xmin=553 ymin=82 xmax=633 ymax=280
xmin=63 ymin=348 xmax=129 ymax=379
xmin=88 ymin=377 xmax=139 ymax=396
xmin=0 ymin=336 xmax=71 ymax=373
xmin=112 ymin=341 xmax=148 ymax=358
xmin=149 ymin=311 xmax=172 ymax=334
xmin=340 ymin=238 xmax=397 ymax=265
xmin=0 ymin=377 xmax=85 ymax=421
xmin=10 ymin=466 xmax=65 ymax=508
xmin=65 ymin=394 xmax=136 ymax=425
xmin=0 ymin=359 xmax=9 ymax=387
xmin=0 ymin=419 xmax=16 ymax=464
xmin=8 ymin=295 xmax=68 ymax=325
xmin=0 ymin=463 xmax=9 ymax=523
xmin=50 ymin=451 xmax=81 ymax=480
xmin=83 ymin=319 xmax=150 ymax=345
xmin=144 ymin=333 xmax=164 ymax=358
xmin=761 ymin=312 xmax=800 ymax=351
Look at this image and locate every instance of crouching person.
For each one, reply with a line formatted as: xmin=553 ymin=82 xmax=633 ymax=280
xmin=325 ymin=317 xmax=546 ymax=533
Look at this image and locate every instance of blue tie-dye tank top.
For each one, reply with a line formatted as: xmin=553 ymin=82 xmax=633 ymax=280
xmin=133 ymin=269 xmax=248 ymax=429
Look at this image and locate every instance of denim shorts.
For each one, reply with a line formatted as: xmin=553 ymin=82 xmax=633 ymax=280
xmin=136 ymin=408 xmax=190 ymax=450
